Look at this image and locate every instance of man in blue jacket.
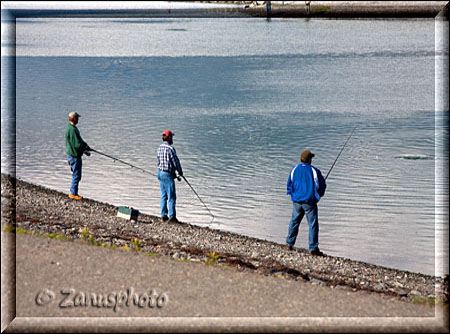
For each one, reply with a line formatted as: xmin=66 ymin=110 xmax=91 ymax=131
xmin=286 ymin=150 xmax=326 ymax=256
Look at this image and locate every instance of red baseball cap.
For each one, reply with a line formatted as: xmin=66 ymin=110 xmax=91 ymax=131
xmin=162 ymin=130 xmax=174 ymax=137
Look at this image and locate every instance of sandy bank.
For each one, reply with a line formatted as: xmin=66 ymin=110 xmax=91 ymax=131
xmin=2 ymin=232 xmax=447 ymax=332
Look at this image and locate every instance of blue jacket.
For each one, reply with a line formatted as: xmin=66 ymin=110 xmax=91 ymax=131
xmin=287 ymin=163 xmax=326 ymax=203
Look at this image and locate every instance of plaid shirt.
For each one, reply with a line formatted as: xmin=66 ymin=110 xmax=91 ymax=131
xmin=157 ymin=142 xmax=183 ymax=175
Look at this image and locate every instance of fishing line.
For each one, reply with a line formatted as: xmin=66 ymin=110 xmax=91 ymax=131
xmin=90 ymin=148 xmax=157 ymax=177
xmin=91 ymin=148 xmax=215 ymax=224
xmin=325 ymin=126 xmax=357 ymax=180
xmin=180 ymin=175 xmax=215 ymax=225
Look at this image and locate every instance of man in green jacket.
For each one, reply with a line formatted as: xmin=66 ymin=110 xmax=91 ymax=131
xmin=66 ymin=111 xmax=91 ymax=200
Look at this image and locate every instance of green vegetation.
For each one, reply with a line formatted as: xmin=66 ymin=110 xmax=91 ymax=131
xmin=88 ymin=234 xmax=101 ymax=246
xmin=205 ymin=251 xmax=220 ymax=266
xmin=101 ymin=243 xmax=117 ymax=250
xmin=47 ymin=233 xmax=68 ymax=240
xmin=81 ymin=227 xmax=89 ymax=240
xmin=411 ymin=296 xmax=437 ymax=306
xmin=16 ymin=227 xmax=28 ymax=234
xmin=131 ymin=237 xmax=142 ymax=251
xmin=147 ymin=252 xmax=159 ymax=257
xmin=1 ymin=225 xmax=16 ymax=233
xmin=2 ymin=224 xmax=71 ymax=241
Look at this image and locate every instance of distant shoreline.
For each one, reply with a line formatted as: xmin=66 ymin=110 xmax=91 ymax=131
xmin=1 ymin=1 xmax=448 ymax=19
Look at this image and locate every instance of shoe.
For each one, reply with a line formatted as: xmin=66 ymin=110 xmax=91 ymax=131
xmin=285 ymin=244 xmax=293 ymax=251
xmin=309 ymin=248 xmax=325 ymax=257
xmin=69 ymin=193 xmax=83 ymax=200
xmin=161 ymin=216 xmax=169 ymax=222
xmin=168 ymin=217 xmax=179 ymax=224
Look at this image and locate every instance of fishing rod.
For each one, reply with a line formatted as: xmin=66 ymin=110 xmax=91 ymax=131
xmin=325 ymin=126 xmax=356 ymax=180
xmin=91 ymin=148 xmax=215 ymax=224
xmin=180 ymin=175 xmax=215 ymax=225
xmin=90 ymin=148 xmax=157 ymax=177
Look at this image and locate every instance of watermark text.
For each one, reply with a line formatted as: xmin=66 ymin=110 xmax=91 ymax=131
xmin=35 ymin=287 xmax=168 ymax=312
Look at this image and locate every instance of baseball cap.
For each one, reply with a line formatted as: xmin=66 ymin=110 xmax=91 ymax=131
xmin=162 ymin=130 xmax=174 ymax=137
xmin=68 ymin=111 xmax=81 ymax=119
xmin=301 ymin=150 xmax=315 ymax=162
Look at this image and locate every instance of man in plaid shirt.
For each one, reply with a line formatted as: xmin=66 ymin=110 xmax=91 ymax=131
xmin=157 ymin=130 xmax=183 ymax=223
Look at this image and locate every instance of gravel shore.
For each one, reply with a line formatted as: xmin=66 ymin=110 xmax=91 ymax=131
xmin=2 ymin=173 xmax=448 ymax=305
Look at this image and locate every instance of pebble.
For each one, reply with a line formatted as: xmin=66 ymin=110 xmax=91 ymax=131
xmin=398 ymin=290 xmax=408 ymax=297
xmin=394 ymin=282 xmax=404 ymax=288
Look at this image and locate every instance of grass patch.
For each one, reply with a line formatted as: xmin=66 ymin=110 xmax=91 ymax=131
xmin=46 ymin=232 xmax=71 ymax=241
xmin=147 ymin=252 xmax=159 ymax=257
xmin=2 ymin=225 xmax=17 ymax=233
xmin=81 ymin=227 xmax=89 ymax=240
xmin=101 ymin=243 xmax=117 ymax=250
xmin=2 ymin=225 xmax=71 ymax=241
xmin=131 ymin=237 xmax=142 ymax=251
xmin=205 ymin=251 xmax=220 ymax=266
xmin=316 ymin=6 xmax=331 ymax=12
xmin=16 ymin=227 xmax=29 ymax=234
xmin=411 ymin=296 xmax=436 ymax=306
xmin=88 ymin=235 xmax=101 ymax=246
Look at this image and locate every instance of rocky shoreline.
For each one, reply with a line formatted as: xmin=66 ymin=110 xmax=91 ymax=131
xmin=239 ymin=1 xmax=448 ymax=18
xmin=1 ymin=173 xmax=448 ymax=305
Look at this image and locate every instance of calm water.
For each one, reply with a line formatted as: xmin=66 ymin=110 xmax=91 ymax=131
xmin=2 ymin=17 xmax=448 ymax=276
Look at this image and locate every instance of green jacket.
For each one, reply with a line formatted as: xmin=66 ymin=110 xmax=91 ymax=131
xmin=66 ymin=123 xmax=89 ymax=158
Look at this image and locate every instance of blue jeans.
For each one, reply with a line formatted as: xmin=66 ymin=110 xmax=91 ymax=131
xmin=158 ymin=170 xmax=176 ymax=218
xmin=286 ymin=202 xmax=319 ymax=252
xmin=67 ymin=155 xmax=82 ymax=196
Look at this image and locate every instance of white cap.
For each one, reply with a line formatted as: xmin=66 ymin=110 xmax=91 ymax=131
xmin=68 ymin=111 xmax=81 ymax=119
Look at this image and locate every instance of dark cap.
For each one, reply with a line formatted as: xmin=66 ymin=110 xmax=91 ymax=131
xmin=301 ymin=150 xmax=315 ymax=162
xmin=162 ymin=130 xmax=174 ymax=138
